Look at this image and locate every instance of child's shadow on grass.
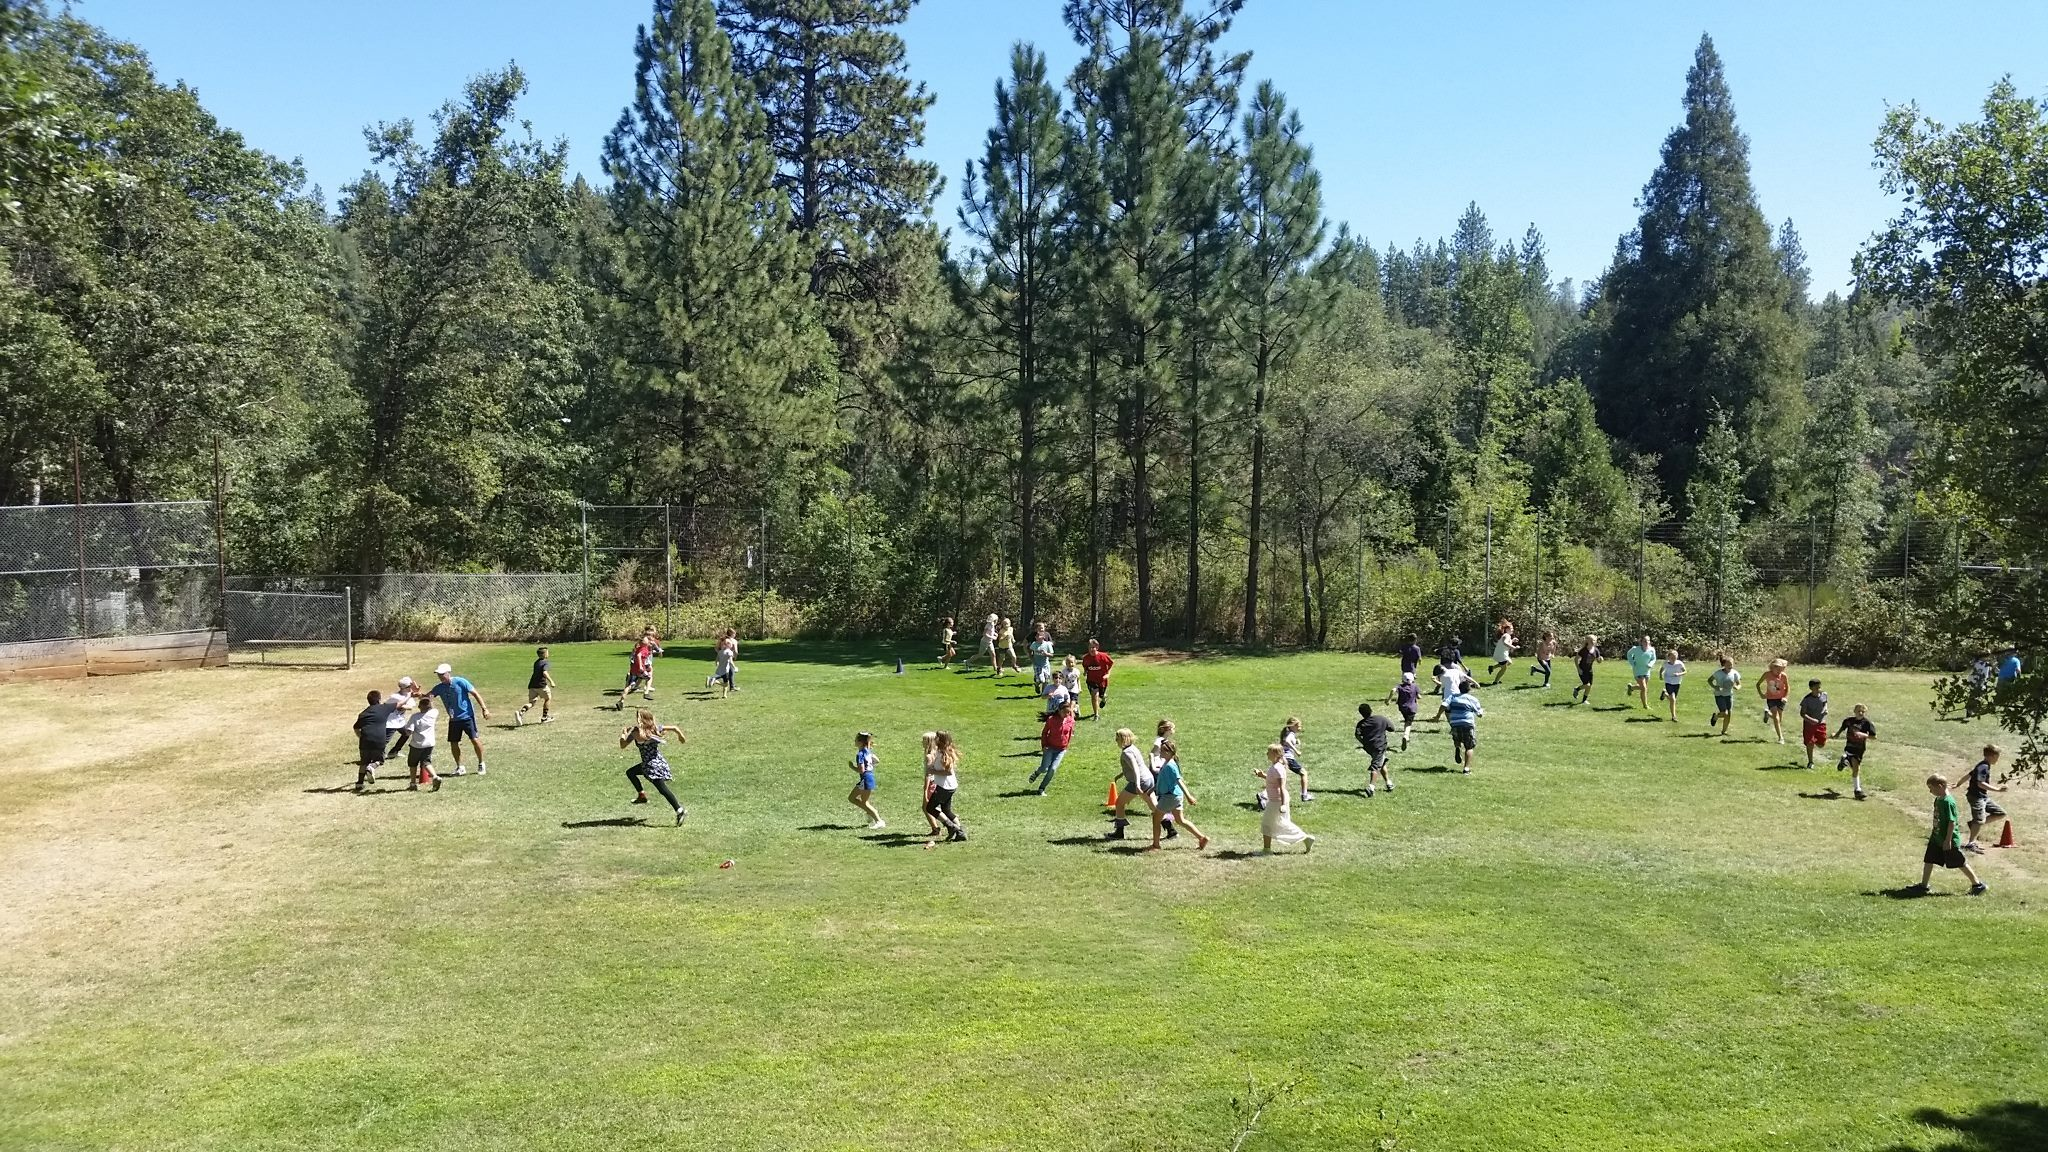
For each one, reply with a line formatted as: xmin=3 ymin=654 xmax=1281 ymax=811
xmin=1001 ymin=751 xmax=1040 ymax=759
xmin=1624 ymin=716 xmax=1665 ymax=724
xmin=996 ymin=789 xmax=1044 ymax=798
xmin=1591 ymin=705 xmax=1632 ymax=713
xmin=797 ymin=822 xmax=853 ymax=831
xmin=1542 ymin=700 xmax=1580 ymax=708
xmin=561 ymin=817 xmax=649 ymax=829
xmin=1757 ymin=763 xmax=1807 ymax=772
xmin=1677 ymin=732 xmax=1718 ymax=739
xmin=1721 ymin=736 xmax=1769 ymax=744
xmin=1045 ymin=835 xmax=1150 ymax=856
xmin=1798 ymin=789 xmax=1846 ymax=801
xmin=1402 ymin=764 xmax=1454 ymax=774
xmin=1211 ymin=849 xmax=1260 ymax=861
xmin=1866 ymin=886 xmax=1954 ymax=900
xmin=1508 ymin=684 xmax=1545 ymax=692
xmin=996 ymin=694 xmax=1041 ymax=701
xmin=861 ymin=832 xmax=932 ymax=848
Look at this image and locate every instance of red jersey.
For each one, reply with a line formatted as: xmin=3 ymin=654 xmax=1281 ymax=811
xmin=1041 ymin=711 xmax=1075 ymax=750
xmin=1082 ymin=650 xmax=1114 ymax=686
xmin=630 ymin=643 xmax=653 ymax=676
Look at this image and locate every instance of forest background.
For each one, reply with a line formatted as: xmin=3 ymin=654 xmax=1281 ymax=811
xmin=3 ymin=0 xmax=2045 ymax=712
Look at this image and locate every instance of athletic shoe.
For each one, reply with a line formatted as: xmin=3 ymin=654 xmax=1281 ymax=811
xmin=1400 ymin=735 xmax=1409 ymax=752
xmin=1965 ymin=842 xmax=1986 ymax=854
xmin=632 ymin=795 xmax=649 ymax=805
xmin=949 ymin=828 xmax=967 ymax=842
xmin=540 ymin=716 xmax=552 ymax=725
xmin=1253 ymin=793 xmax=1267 ymax=811
xmin=431 ymin=777 xmax=442 ymax=792
xmin=1969 ymin=882 xmax=1988 ymax=895
xmin=871 ymin=820 xmax=886 ymax=829
xmin=705 ymin=676 xmax=714 ymax=688
xmin=1304 ymin=836 xmax=1316 ymax=853
xmin=407 ymin=783 xmax=419 ymax=791
xmin=1902 ymin=883 xmax=1929 ymax=896
xmin=614 ymin=699 xmax=624 ymax=711
xmin=643 ymin=692 xmax=653 ymax=701
xmin=453 ymin=766 xmax=467 ymax=777
xmin=1836 ymin=757 xmax=1847 ymax=772
xmin=1853 ymin=791 xmax=1866 ymax=801
xmin=1461 ymin=766 xmax=1471 ymax=775
xmin=1385 ymin=781 xmax=1394 ymax=792
xmin=1300 ymin=791 xmax=1316 ymax=802
xmin=514 ymin=711 xmax=524 ymax=728
xmin=674 ymin=808 xmax=687 ymax=826
xmin=477 ymin=763 xmax=487 ymax=776
xmin=1164 ymin=820 xmax=1179 ymax=839
xmin=1365 ymin=786 xmax=1374 ymax=798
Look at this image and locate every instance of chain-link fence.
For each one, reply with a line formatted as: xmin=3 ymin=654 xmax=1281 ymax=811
xmin=228 ymin=574 xmax=587 ymax=642
xmin=0 ymin=501 xmax=220 ymax=644
xmin=223 ymin=589 xmax=353 ymax=666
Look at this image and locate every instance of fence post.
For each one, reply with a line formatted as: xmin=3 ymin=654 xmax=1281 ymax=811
xmin=71 ymin=440 xmax=87 ymax=640
xmin=212 ymin=438 xmax=228 ymax=635
xmin=1805 ymin=516 xmax=1817 ymax=656
xmin=663 ymin=502 xmax=674 ymax=638
xmin=1636 ymin=502 xmax=1647 ymax=630
xmin=759 ymin=508 xmax=768 ymax=636
xmin=1482 ymin=505 xmax=1492 ymax=645
xmin=1531 ymin=512 xmax=1541 ymax=627
xmin=1354 ymin=515 xmax=1364 ymax=652
xmin=344 ymin=585 xmax=354 ymax=668
xmin=580 ymin=500 xmax=592 ymax=641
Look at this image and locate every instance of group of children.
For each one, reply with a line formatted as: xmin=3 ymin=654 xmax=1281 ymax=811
xmin=942 ymin=616 xmax=1116 ymax=723
xmin=347 ymin=663 xmax=491 ymax=793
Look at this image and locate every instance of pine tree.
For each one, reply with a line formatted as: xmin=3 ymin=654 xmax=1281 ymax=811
xmin=955 ymin=41 xmax=1065 ymax=627
xmin=1684 ymin=406 xmax=1751 ymax=639
xmin=594 ymin=0 xmax=827 ymax=506
xmin=1234 ymin=80 xmax=1328 ymax=643
xmin=1594 ymin=34 xmax=1801 ymax=505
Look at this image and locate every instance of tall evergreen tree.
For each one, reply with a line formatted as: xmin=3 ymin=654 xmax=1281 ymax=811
xmin=1593 ymin=34 xmax=1801 ymax=504
xmin=594 ymin=0 xmax=827 ymax=507
xmin=1234 ymin=80 xmax=1327 ymax=643
xmin=954 ymin=41 xmax=1065 ymax=626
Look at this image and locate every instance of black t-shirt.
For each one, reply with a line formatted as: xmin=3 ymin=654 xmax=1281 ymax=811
xmin=1399 ymin=644 xmax=1423 ymax=673
xmin=1838 ymin=716 xmax=1875 ymax=748
xmin=1969 ymin=759 xmax=1993 ymax=796
xmin=1437 ymin=644 xmax=1462 ymax=666
xmin=1355 ymin=714 xmax=1394 ymax=753
xmin=354 ymin=704 xmax=384 ymax=740
xmin=528 ymin=658 xmax=551 ymax=689
xmin=1575 ymin=645 xmax=1600 ymax=673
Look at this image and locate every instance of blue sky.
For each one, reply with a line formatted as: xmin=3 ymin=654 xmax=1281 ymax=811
xmin=80 ymin=0 xmax=2048 ymax=293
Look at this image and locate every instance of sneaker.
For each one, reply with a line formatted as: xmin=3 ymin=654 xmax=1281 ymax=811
xmin=1853 ymin=791 xmax=1866 ymax=801
xmin=632 ymin=795 xmax=649 ymax=805
xmin=674 ymin=808 xmax=687 ymax=826
xmin=705 ymin=676 xmax=715 ymax=689
xmin=1300 ymin=791 xmax=1316 ymax=802
xmin=431 ymin=777 xmax=442 ymax=792
xmin=1461 ymin=766 xmax=1471 ymax=775
xmin=477 ymin=763 xmax=487 ymax=776
xmin=453 ymin=766 xmax=467 ymax=777
xmin=614 ymin=699 xmax=624 ymax=711
xmin=1836 ymin=758 xmax=1846 ymax=772
xmin=1400 ymin=735 xmax=1409 ymax=752
xmin=540 ymin=716 xmax=552 ymax=724
xmin=1385 ymin=781 xmax=1394 ymax=792
xmin=1164 ymin=820 xmax=1179 ymax=840
xmin=1969 ymin=882 xmax=1988 ymax=895
xmin=643 ymin=692 xmax=654 ymax=701
xmin=514 ymin=711 xmax=525 ymax=728
xmin=1903 ymin=883 xmax=1929 ymax=896
xmin=1304 ymin=836 xmax=1316 ymax=853
xmin=1254 ymin=793 xmax=1267 ymax=811
xmin=949 ymin=828 xmax=967 ymax=842
xmin=1965 ymin=842 xmax=1985 ymax=855
xmin=1365 ymin=786 xmax=1374 ymax=798
xmin=407 ymin=783 xmax=419 ymax=791
xmin=871 ymin=820 xmax=886 ymax=829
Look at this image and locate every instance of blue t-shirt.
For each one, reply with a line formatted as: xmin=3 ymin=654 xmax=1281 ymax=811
xmin=1446 ymin=692 xmax=1483 ymax=727
xmin=1153 ymin=760 xmax=1184 ymax=801
xmin=1998 ymin=654 xmax=2022 ymax=683
xmin=431 ymin=677 xmax=477 ymax=721
xmin=1400 ymin=644 xmax=1423 ymax=674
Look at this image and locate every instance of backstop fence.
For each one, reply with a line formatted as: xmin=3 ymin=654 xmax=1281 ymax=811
xmin=0 ymin=501 xmax=220 ymax=644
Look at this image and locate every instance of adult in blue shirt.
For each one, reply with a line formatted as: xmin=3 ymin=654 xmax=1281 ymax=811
xmin=1997 ymin=647 xmax=2022 ymax=685
xmin=431 ymin=662 xmax=492 ymax=777
xmin=1444 ymin=677 xmax=1485 ymax=776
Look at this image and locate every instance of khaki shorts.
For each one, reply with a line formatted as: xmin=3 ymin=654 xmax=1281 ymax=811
xmin=527 ymin=686 xmax=552 ymax=703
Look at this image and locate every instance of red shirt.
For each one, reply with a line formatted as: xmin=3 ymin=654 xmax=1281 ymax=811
xmin=1041 ymin=712 xmax=1075 ymax=750
xmin=630 ymin=643 xmax=653 ymax=676
xmin=1082 ymin=650 xmax=1114 ymax=686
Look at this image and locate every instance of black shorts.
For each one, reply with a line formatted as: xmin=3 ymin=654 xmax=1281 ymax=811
xmin=1398 ymin=707 xmax=1416 ymax=725
xmin=1841 ymin=745 xmax=1865 ymax=767
xmin=357 ymin=738 xmax=385 ymax=768
xmin=407 ymin=745 xmax=435 ymax=769
xmin=1367 ymin=748 xmax=1389 ymax=772
xmin=1662 ymin=681 xmax=1681 ymax=696
xmin=1577 ymin=667 xmax=1594 ymax=685
xmin=449 ymin=715 xmax=479 ymax=742
xmin=1766 ymin=698 xmax=1786 ymax=713
xmin=1450 ymin=723 xmax=1477 ymax=752
xmin=1924 ymin=842 xmax=1967 ymax=869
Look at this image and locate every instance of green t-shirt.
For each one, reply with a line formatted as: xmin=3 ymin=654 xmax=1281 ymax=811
xmin=1709 ymin=668 xmax=1740 ymax=695
xmin=1626 ymin=645 xmax=1656 ymax=677
xmin=1931 ymin=794 xmax=1962 ymax=848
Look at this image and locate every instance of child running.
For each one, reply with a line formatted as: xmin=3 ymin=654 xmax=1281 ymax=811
xmin=353 ymin=690 xmax=388 ymax=793
xmin=1146 ymin=739 xmax=1208 ymax=851
xmin=977 ymin=613 xmax=999 ymax=670
xmin=1799 ymin=678 xmax=1830 ymax=768
xmin=619 ymin=634 xmax=656 ymax=709
xmin=1044 ymin=669 xmax=1075 ymax=717
xmin=1446 ymin=677 xmax=1484 ymax=775
xmin=938 ymin=618 xmax=957 ymax=667
xmin=1108 ymin=727 xmax=1155 ymax=840
xmin=1707 ymin=654 xmax=1741 ymax=736
xmin=848 ymin=731 xmax=884 ymax=828
xmin=1485 ymin=619 xmax=1517 ymax=684
xmin=1571 ymin=635 xmax=1601 ymax=705
xmin=1280 ymin=716 xmax=1312 ymax=802
xmin=1255 ymin=743 xmax=1316 ymax=854
xmin=1526 ymin=629 xmax=1558 ymax=689
xmin=1624 ymin=636 xmax=1657 ymax=711
xmin=1399 ymin=633 xmax=1424 ymax=678
xmin=1081 ymin=639 xmax=1114 ymax=720
xmin=1659 ymin=647 xmax=1687 ymax=722
xmin=1029 ymin=625 xmax=1055 ymax=694
xmin=1355 ymin=703 xmax=1395 ymax=797
xmin=997 ymin=617 xmax=1019 ymax=675
xmin=1908 ymin=774 xmax=1987 ymax=896
xmin=406 ymin=693 xmax=442 ymax=791
xmin=514 ymin=646 xmax=554 ymax=726
xmin=620 ymin=709 xmax=687 ymax=825
xmin=1059 ymin=654 xmax=1082 ymax=706
xmin=1834 ymin=706 xmax=1876 ymax=801
xmin=1393 ymin=672 xmax=1420 ymax=752
xmin=1963 ymin=744 xmax=2009 ymax=853
xmin=1030 ymin=699 xmax=1077 ymax=795
xmin=710 ymin=631 xmax=738 ymax=699
xmin=925 ymin=731 xmax=967 ymax=843
xmin=1758 ymin=658 xmax=1790 ymax=743
xmin=919 ymin=731 xmax=941 ymax=837
xmin=1151 ymin=719 xmax=1180 ymax=839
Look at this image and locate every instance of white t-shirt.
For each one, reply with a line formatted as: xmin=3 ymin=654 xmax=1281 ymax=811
xmin=1150 ymin=735 xmax=1169 ymax=771
xmin=1280 ymin=728 xmax=1301 ymax=760
xmin=409 ymin=706 xmax=439 ymax=748
xmin=982 ymin=619 xmax=998 ymax=643
xmin=929 ymin=756 xmax=958 ymax=791
xmin=385 ymin=689 xmax=415 ymax=730
xmin=1662 ymin=659 xmax=1687 ymax=686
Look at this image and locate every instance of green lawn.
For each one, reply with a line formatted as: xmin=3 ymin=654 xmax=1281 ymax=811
xmin=2 ymin=641 xmax=2044 ymax=1151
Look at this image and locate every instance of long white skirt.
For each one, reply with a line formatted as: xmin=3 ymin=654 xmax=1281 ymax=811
xmin=1261 ymin=800 xmax=1311 ymax=846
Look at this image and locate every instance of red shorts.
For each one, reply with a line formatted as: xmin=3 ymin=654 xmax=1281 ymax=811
xmin=1802 ymin=721 xmax=1828 ymax=747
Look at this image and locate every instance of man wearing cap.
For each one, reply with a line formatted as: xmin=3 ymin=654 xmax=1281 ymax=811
xmin=430 ymin=663 xmax=491 ymax=776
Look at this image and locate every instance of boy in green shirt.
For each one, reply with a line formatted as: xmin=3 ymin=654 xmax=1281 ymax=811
xmin=1706 ymin=654 xmax=1741 ymax=736
xmin=1908 ymin=773 xmax=1986 ymax=896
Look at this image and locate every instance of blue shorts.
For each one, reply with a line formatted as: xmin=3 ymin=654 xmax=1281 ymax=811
xmin=448 ymin=715 xmax=478 ymax=742
xmin=1715 ymin=695 xmax=1733 ymax=714
xmin=858 ymin=771 xmax=876 ymax=791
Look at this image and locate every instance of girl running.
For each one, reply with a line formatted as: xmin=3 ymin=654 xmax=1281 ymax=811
xmin=925 ymin=731 xmax=967 ymax=843
xmin=1660 ymin=648 xmax=1687 ymax=722
xmin=1256 ymin=743 xmax=1316 ymax=854
xmin=1152 ymin=719 xmax=1180 ymax=839
xmin=1485 ymin=619 xmax=1518 ymax=684
xmin=1280 ymin=716 xmax=1312 ymax=803
xmin=998 ymin=617 xmax=1020 ymax=675
xmin=1109 ymin=727 xmax=1155 ymax=840
xmin=619 ymin=710 xmax=687 ymax=825
xmin=1526 ymin=630 xmax=1558 ymax=688
xmin=1758 ymin=658 xmax=1790 ymax=744
xmin=618 ymin=633 xmax=657 ymax=709
xmin=1030 ymin=699 xmax=1077 ymax=795
xmin=1571 ymin=635 xmax=1601 ymax=705
xmin=848 ymin=731 xmax=883 ymax=828
xmin=711 ymin=629 xmax=738 ymax=698
xmin=919 ymin=731 xmax=941 ymax=836
xmin=1146 ymin=739 xmax=1208 ymax=851
xmin=1059 ymin=654 xmax=1082 ymax=705
xmin=1029 ymin=625 xmax=1055 ymax=694
xmin=938 ymin=618 xmax=957 ymax=666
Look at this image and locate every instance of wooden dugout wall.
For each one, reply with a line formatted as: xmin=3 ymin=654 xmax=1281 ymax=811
xmin=0 ymin=629 xmax=227 ymax=684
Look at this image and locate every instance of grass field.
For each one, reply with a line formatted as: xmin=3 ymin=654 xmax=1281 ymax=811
xmin=3 ymin=640 xmax=2045 ymax=1151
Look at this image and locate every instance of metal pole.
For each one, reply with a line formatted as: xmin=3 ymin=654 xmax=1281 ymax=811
xmin=1805 ymin=516 xmax=1817 ymax=655
xmin=212 ymin=438 xmax=228 ymax=635
xmin=663 ymin=502 xmax=674 ymax=638
xmin=1636 ymin=502 xmax=1647 ymax=629
xmin=580 ymin=501 xmax=592 ymax=641
xmin=1483 ymin=505 xmax=1492 ymax=643
xmin=759 ymin=508 xmax=768 ymax=636
xmin=344 ymin=586 xmax=354 ymax=668
xmin=1354 ymin=515 xmax=1364 ymax=652
xmin=72 ymin=440 xmax=87 ymax=640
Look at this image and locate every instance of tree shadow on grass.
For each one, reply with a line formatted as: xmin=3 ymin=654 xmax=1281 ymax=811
xmin=1882 ymin=1101 xmax=2048 ymax=1151
xmin=561 ymin=817 xmax=649 ymax=829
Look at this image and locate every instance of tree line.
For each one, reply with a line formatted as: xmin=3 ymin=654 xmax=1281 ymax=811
xmin=0 ymin=0 xmax=2040 ymax=677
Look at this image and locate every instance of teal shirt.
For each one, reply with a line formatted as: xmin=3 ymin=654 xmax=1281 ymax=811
xmin=1154 ymin=759 xmax=1184 ymax=802
xmin=1626 ymin=646 xmax=1656 ymax=678
xmin=1709 ymin=668 xmax=1740 ymax=695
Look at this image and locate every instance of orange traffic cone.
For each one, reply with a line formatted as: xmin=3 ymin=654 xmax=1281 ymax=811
xmin=1997 ymin=820 xmax=2016 ymax=848
xmin=1106 ymin=782 xmax=1120 ymax=809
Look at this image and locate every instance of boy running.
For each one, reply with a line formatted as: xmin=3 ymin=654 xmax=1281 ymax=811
xmin=1393 ymin=672 xmax=1420 ymax=751
xmin=406 ymin=694 xmax=442 ymax=791
xmin=1624 ymin=636 xmax=1657 ymax=710
xmin=1758 ymin=658 xmax=1791 ymax=744
xmin=1526 ymin=630 xmax=1558 ymax=688
xmin=430 ymin=663 xmax=489 ymax=776
xmin=1029 ymin=625 xmax=1055 ymax=694
xmin=1834 ymin=705 xmax=1875 ymax=801
xmin=1963 ymin=744 xmax=2009 ymax=853
xmin=848 ymin=731 xmax=883 ymax=829
xmin=1399 ymin=633 xmax=1424 ymax=678
xmin=1571 ymin=635 xmax=1601 ymax=705
xmin=619 ymin=635 xmax=656 ymax=708
xmin=1799 ymin=679 xmax=1829 ymax=768
xmin=515 ymin=646 xmax=554 ymax=726
xmin=938 ymin=618 xmax=957 ymax=666
xmin=1908 ymin=774 xmax=1987 ymax=896
xmin=1029 ymin=699 xmax=1077 ymax=795
xmin=1355 ymin=703 xmax=1395 ymax=797
xmin=1659 ymin=648 xmax=1687 ymax=722
xmin=1445 ymin=677 xmax=1484 ymax=775
xmin=1081 ymin=639 xmax=1114 ymax=719
xmin=1707 ymin=655 xmax=1741 ymax=736
xmin=353 ymin=690 xmax=389 ymax=793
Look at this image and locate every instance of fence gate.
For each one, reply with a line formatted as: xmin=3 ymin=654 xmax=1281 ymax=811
xmin=224 ymin=588 xmax=353 ymax=667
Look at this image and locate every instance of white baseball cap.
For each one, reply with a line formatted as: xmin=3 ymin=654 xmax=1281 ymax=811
xmin=434 ymin=663 xmax=453 ymax=675
xmin=397 ymin=675 xmax=415 ymax=687
xmin=1402 ymin=671 xmax=1415 ymax=682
